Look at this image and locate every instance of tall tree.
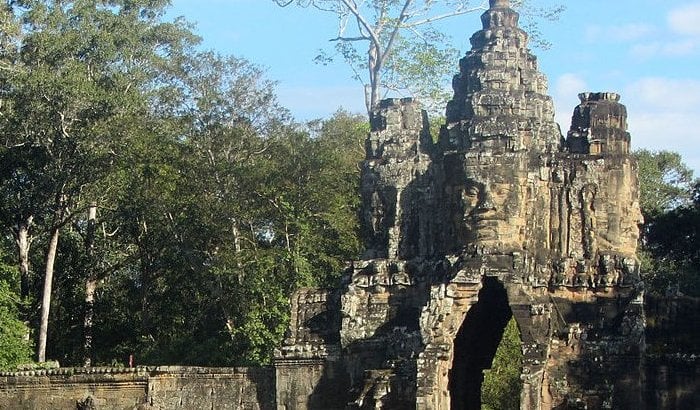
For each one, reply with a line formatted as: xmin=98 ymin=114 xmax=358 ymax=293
xmin=273 ymin=0 xmax=563 ymax=114
xmin=2 ymin=1 xmax=370 ymax=368
xmin=165 ymin=57 xmax=365 ymax=364
xmin=642 ymin=182 xmax=700 ymax=296
xmin=0 ymin=0 xmax=198 ymax=362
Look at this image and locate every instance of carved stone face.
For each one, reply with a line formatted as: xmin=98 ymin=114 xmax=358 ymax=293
xmin=452 ymin=156 xmax=527 ymax=252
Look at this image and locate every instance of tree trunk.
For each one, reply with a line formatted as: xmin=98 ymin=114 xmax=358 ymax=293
xmin=17 ymin=217 xmax=33 ymax=300
xmin=83 ymin=278 xmax=96 ymax=366
xmin=83 ymin=204 xmax=97 ymax=367
xmin=223 ymin=220 xmax=242 ymax=338
xmin=140 ymin=259 xmax=151 ymax=339
xmin=37 ymin=225 xmax=60 ymax=362
xmin=367 ymin=42 xmax=381 ymax=114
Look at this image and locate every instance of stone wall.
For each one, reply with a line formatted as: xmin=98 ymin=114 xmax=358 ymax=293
xmin=0 ymin=367 xmax=274 ymax=410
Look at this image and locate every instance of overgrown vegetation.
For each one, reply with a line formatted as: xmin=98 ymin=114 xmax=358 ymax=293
xmin=0 ymin=244 xmax=32 ymax=370
xmin=0 ymin=0 xmax=365 ymax=367
xmin=635 ymin=149 xmax=700 ymax=296
xmin=482 ymin=318 xmax=523 ymax=410
xmin=0 ymin=5 xmax=697 ymax=398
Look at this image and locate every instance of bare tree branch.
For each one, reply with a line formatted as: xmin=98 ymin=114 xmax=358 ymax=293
xmin=340 ymin=0 xmax=381 ymax=50
xmin=275 ymin=0 xmax=561 ymax=114
xmin=403 ymin=5 xmax=487 ymax=28
xmin=329 ymin=35 xmax=371 ymax=42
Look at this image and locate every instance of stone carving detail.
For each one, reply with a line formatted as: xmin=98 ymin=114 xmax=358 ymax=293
xmin=361 ymin=98 xmax=434 ymax=260
xmin=275 ymin=0 xmax=646 ymax=409
xmin=76 ymin=395 xmax=97 ymax=410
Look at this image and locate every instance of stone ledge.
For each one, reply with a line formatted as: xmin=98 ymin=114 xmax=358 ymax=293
xmin=0 ymin=365 xmax=270 ymax=378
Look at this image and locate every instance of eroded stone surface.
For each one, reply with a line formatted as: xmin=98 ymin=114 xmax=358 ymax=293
xmin=0 ymin=2 xmax=663 ymax=410
xmin=0 ymin=367 xmax=275 ymax=410
xmin=276 ymin=1 xmax=646 ymax=409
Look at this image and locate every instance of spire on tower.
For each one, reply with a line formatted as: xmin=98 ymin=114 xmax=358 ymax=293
xmin=489 ymin=0 xmax=510 ymax=9
xmin=481 ymin=0 xmax=518 ymax=30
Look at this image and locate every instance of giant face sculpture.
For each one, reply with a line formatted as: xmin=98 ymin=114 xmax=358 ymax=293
xmin=448 ymin=154 xmax=528 ymax=253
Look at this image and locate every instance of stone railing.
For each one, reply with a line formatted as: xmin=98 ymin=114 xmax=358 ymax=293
xmin=0 ymin=366 xmax=275 ymax=410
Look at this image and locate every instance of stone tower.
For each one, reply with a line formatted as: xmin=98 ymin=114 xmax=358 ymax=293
xmin=275 ymin=0 xmax=646 ymax=409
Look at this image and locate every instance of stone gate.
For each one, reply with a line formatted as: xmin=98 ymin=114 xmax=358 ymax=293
xmin=274 ymin=1 xmax=646 ymax=409
xmin=0 ymin=1 xmax=654 ymax=409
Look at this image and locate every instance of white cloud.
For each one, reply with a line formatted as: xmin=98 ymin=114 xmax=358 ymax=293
xmin=629 ymin=112 xmax=700 ymax=174
xmin=625 ymin=77 xmax=700 ymax=109
xmin=627 ymin=3 xmax=700 ymax=59
xmin=585 ymin=23 xmax=655 ymax=43
xmin=630 ymin=40 xmax=698 ymax=59
xmin=668 ymin=2 xmax=700 ymax=36
xmin=663 ymin=39 xmax=698 ymax=55
xmin=624 ymin=77 xmax=700 ymax=173
xmin=556 ymin=74 xmax=588 ymax=97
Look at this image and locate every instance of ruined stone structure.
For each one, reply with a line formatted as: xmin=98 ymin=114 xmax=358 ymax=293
xmin=7 ymin=1 xmax=698 ymax=409
xmin=275 ymin=0 xmax=646 ymax=408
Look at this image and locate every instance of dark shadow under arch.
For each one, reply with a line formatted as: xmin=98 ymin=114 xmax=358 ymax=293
xmin=448 ymin=276 xmax=512 ymax=410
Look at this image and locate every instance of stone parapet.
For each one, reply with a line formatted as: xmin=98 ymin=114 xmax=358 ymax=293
xmin=0 ymin=366 xmax=274 ymax=410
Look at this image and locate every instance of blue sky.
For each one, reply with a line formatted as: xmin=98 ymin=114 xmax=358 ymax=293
xmin=167 ymin=0 xmax=700 ymax=174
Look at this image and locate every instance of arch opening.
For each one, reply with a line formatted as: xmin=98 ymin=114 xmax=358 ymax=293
xmin=448 ymin=276 xmax=512 ymax=410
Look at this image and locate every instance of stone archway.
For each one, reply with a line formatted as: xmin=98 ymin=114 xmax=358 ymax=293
xmin=448 ymin=276 xmax=513 ymax=410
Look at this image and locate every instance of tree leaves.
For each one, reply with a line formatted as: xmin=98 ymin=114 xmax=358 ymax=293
xmin=635 ymin=149 xmax=696 ymax=218
xmin=0 ymin=0 xmax=370 ymax=368
xmin=0 ymin=242 xmax=32 ymax=370
xmin=481 ymin=317 xmax=523 ymax=410
xmin=635 ymin=149 xmax=700 ymax=296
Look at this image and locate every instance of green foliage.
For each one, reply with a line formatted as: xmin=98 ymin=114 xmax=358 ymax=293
xmin=635 ymin=149 xmax=700 ymax=296
xmin=428 ymin=115 xmax=446 ymax=142
xmin=482 ymin=317 xmax=523 ymax=410
xmin=642 ymin=182 xmax=700 ymax=296
xmin=0 ymin=1 xmax=368 ymax=368
xmin=635 ymin=149 xmax=696 ymax=218
xmin=0 ymin=0 xmax=200 ymax=361
xmin=0 ymin=244 xmax=32 ymax=370
xmin=384 ymin=31 xmax=459 ymax=113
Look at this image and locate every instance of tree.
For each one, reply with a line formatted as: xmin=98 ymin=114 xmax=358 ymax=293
xmin=643 ymin=182 xmax=700 ymax=296
xmin=0 ymin=0 xmax=198 ymax=362
xmin=0 ymin=283 xmax=32 ymax=370
xmin=2 ymin=1 xmax=369 ymax=368
xmin=635 ymin=149 xmax=696 ymax=219
xmin=171 ymin=107 xmax=365 ymax=364
xmin=634 ymin=149 xmax=699 ymax=295
xmin=273 ymin=0 xmax=563 ymax=114
xmin=63 ymin=52 xmax=367 ymax=366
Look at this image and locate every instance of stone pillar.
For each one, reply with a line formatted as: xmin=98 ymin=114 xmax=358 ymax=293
xmin=273 ymin=289 xmax=347 ymax=410
xmin=361 ymin=98 xmax=434 ymax=259
xmin=567 ymin=92 xmax=631 ymax=155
